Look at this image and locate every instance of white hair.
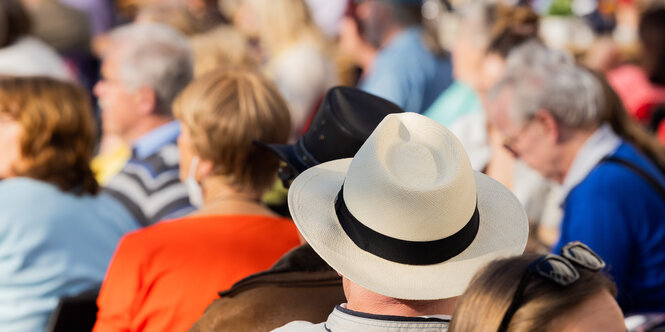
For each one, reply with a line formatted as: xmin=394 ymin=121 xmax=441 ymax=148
xmin=109 ymin=23 xmax=193 ymax=116
xmin=490 ymin=40 xmax=605 ymax=129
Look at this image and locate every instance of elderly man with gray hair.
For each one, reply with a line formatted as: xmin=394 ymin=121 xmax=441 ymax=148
xmin=95 ymin=23 xmax=195 ymax=226
xmin=486 ymin=41 xmax=665 ymax=314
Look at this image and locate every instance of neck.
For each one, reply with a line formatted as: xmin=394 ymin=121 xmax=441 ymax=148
xmin=202 ymin=176 xmax=261 ymax=205
xmin=124 ymin=115 xmax=172 ymax=145
xmin=194 ymin=175 xmax=274 ymax=217
xmin=343 ymin=277 xmax=457 ymax=317
xmin=379 ymin=26 xmax=405 ymax=49
xmin=556 ymin=127 xmax=597 ymax=184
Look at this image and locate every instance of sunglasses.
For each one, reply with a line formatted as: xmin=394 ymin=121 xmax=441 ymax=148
xmin=497 ymin=242 xmax=606 ymax=332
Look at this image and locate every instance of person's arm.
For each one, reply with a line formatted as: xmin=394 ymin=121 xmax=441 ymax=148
xmin=93 ymin=234 xmax=142 ymax=332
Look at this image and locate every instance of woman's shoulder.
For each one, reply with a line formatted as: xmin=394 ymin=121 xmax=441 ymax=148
xmin=153 ymin=214 xmax=295 ymax=237
xmin=168 ymin=214 xmax=293 ymax=227
xmin=0 ymin=178 xmax=75 ymax=227
xmin=0 ymin=178 xmax=137 ymax=230
xmin=115 ymin=214 xmax=295 ymax=256
xmin=0 ymin=177 xmax=59 ymax=199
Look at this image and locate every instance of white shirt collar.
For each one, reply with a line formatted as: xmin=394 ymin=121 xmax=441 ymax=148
xmin=560 ymin=124 xmax=622 ymax=200
xmin=338 ymin=303 xmax=452 ymax=320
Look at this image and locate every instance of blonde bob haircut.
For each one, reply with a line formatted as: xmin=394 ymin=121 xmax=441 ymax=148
xmin=448 ymin=254 xmax=617 ymax=332
xmin=173 ymin=67 xmax=291 ymax=194
xmin=0 ymin=76 xmax=99 ymax=195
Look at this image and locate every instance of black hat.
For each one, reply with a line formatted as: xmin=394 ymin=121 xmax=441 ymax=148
xmin=256 ymin=86 xmax=405 ymax=174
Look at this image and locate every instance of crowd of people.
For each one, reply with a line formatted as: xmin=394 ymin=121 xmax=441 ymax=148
xmin=0 ymin=0 xmax=664 ymax=331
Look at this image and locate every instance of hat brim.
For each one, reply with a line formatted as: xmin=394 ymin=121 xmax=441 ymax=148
xmin=254 ymin=141 xmax=307 ymax=174
xmin=288 ymin=158 xmax=529 ymax=300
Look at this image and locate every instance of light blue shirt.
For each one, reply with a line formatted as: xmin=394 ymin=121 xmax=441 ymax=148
xmin=133 ymin=121 xmax=181 ymax=159
xmin=359 ymin=27 xmax=453 ymax=114
xmin=0 ymin=178 xmax=139 ymax=331
xmin=424 ymin=81 xmax=482 ymax=127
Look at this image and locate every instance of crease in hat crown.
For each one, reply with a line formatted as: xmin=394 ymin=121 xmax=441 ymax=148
xmin=342 ymin=113 xmax=477 ymax=242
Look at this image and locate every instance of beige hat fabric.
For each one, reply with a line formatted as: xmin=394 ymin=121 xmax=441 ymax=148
xmin=288 ymin=113 xmax=528 ymax=300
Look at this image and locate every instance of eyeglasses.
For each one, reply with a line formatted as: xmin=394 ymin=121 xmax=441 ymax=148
xmin=501 ymin=117 xmax=535 ymax=159
xmin=497 ymin=242 xmax=606 ymax=332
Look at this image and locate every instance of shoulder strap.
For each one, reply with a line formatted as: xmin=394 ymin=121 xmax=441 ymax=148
xmin=600 ymin=156 xmax=665 ymax=201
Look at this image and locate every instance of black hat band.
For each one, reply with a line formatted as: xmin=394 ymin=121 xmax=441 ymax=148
xmin=334 ymin=185 xmax=480 ymax=265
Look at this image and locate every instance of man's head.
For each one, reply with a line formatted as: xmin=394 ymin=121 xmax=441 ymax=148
xmin=354 ymin=0 xmax=423 ymax=48
xmin=486 ymin=41 xmax=606 ymax=183
xmin=287 ymin=112 xmax=528 ymax=304
xmin=94 ymin=23 xmax=193 ymax=142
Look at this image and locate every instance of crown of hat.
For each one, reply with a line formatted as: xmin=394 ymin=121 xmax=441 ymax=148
xmin=342 ymin=113 xmax=477 ymax=242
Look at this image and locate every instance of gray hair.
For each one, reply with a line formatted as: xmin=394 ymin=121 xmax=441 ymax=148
xmin=489 ymin=40 xmax=605 ymax=129
xmin=109 ymin=23 xmax=194 ymax=117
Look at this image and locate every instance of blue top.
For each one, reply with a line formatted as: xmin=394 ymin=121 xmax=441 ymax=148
xmin=423 ymin=81 xmax=482 ymax=127
xmin=0 ymin=178 xmax=138 ymax=331
xmin=133 ymin=121 xmax=181 ymax=159
xmin=359 ymin=27 xmax=453 ymax=114
xmin=554 ymin=142 xmax=665 ymax=314
xmin=104 ymin=121 xmax=193 ymax=225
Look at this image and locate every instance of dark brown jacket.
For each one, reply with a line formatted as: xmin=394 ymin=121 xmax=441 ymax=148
xmin=189 ymin=244 xmax=345 ymax=332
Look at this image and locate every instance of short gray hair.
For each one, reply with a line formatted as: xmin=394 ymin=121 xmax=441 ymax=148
xmin=490 ymin=41 xmax=605 ymax=130
xmin=109 ymin=23 xmax=193 ymax=116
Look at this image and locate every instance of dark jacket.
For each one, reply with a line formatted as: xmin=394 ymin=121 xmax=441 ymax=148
xmin=189 ymin=244 xmax=345 ymax=332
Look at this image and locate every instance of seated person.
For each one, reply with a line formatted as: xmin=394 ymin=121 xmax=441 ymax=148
xmin=93 ymin=68 xmax=301 ymax=332
xmin=0 ymin=76 xmax=138 ymax=331
xmin=486 ymin=41 xmax=665 ymax=313
xmin=190 ymin=86 xmax=404 ymax=331
xmin=449 ymin=242 xmax=625 ymax=332
xmin=274 ymin=112 xmax=528 ymax=331
xmin=95 ymin=23 xmax=194 ymax=225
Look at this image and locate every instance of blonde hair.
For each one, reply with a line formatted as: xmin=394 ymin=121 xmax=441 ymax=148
xmin=136 ymin=3 xmax=203 ymax=36
xmin=449 ymin=254 xmax=617 ymax=332
xmin=0 ymin=77 xmax=98 ymax=195
xmin=248 ymin=0 xmax=329 ymax=55
xmin=173 ymin=68 xmax=291 ymax=194
xmin=190 ymin=25 xmax=257 ymax=77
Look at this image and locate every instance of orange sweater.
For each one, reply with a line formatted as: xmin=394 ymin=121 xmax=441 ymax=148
xmin=93 ymin=215 xmax=300 ymax=332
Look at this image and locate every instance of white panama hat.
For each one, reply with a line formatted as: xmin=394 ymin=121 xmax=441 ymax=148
xmin=288 ymin=113 xmax=528 ymax=300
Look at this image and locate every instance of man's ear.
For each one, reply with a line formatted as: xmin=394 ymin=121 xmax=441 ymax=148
xmin=534 ymin=109 xmax=560 ymax=143
xmin=135 ymin=86 xmax=157 ymax=116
